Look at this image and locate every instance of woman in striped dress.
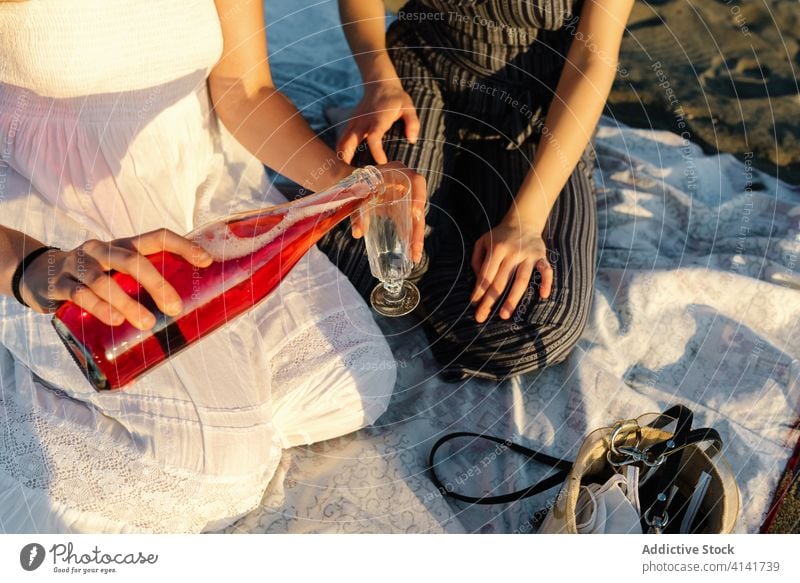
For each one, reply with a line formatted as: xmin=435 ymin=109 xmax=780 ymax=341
xmin=319 ymin=0 xmax=634 ymax=381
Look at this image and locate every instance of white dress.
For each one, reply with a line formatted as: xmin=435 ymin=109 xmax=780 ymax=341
xmin=0 ymin=0 xmax=396 ymax=533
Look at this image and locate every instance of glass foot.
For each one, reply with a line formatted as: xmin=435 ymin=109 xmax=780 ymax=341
xmin=370 ymin=281 xmax=420 ymax=317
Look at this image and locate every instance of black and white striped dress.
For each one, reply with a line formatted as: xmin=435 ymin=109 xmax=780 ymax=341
xmin=318 ymin=0 xmax=598 ymax=381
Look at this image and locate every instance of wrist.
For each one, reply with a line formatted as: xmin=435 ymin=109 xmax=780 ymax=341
xmin=502 ymin=205 xmax=546 ymax=235
xmin=358 ymin=53 xmax=402 ymax=88
xmin=310 ymin=160 xmax=355 ymax=192
xmin=505 ymin=182 xmax=555 ymax=233
xmin=14 ymin=246 xmax=62 ymax=312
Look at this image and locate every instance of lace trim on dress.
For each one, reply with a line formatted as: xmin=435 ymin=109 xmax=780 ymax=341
xmin=0 ymin=388 xmax=278 ymax=533
xmin=270 ymin=308 xmax=393 ymax=393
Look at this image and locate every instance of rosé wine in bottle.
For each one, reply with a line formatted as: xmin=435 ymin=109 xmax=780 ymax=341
xmin=52 ymin=166 xmax=384 ymax=391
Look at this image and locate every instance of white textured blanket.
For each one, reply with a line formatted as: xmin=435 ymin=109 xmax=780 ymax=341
xmin=224 ymin=118 xmax=800 ymax=534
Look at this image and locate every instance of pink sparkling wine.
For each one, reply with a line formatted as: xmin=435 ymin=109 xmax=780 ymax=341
xmin=52 ymin=166 xmax=384 ymax=391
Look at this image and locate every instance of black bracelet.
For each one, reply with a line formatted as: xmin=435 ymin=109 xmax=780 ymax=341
xmin=11 ymin=246 xmax=60 ymax=308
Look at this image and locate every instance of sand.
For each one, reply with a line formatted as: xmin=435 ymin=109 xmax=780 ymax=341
xmin=607 ymin=0 xmax=799 ymax=184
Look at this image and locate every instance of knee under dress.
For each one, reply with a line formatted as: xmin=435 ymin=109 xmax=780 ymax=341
xmin=317 ymin=0 xmax=598 ymax=381
xmin=0 ymin=0 xmax=396 ymax=533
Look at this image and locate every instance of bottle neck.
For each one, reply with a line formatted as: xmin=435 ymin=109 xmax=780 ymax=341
xmin=291 ymin=164 xmax=384 ymax=215
xmin=188 ymin=165 xmax=384 ymax=240
xmin=356 ymin=165 xmax=385 ymax=197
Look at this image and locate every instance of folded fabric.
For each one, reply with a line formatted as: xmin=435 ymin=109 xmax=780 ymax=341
xmin=575 ymin=467 xmax=642 ymax=534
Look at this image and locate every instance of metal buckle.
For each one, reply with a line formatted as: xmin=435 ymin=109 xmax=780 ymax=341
xmin=609 ymin=420 xmax=641 ymax=454
xmin=644 ymin=507 xmax=670 ymax=534
xmin=607 ymin=447 xmax=666 ymax=468
xmin=607 ymin=420 xmax=642 ymax=466
xmin=607 ymin=419 xmax=667 ymax=468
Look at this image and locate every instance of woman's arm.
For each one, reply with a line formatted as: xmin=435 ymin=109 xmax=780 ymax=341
xmin=0 ymin=227 xmax=46 ymax=301
xmin=471 ymin=0 xmax=634 ymax=322
xmin=209 ymin=0 xmax=353 ymax=191
xmin=511 ymin=0 xmax=633 ymax=234
xmin=338 ymin=0 xmax=397 ymax=91
xmin=336 ymin=0 xmax=419 ymax=164
xmin=209 ymin=0 xmax=425 ymax=260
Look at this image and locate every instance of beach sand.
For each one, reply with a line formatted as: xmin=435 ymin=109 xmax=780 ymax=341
xmin=607 ymin=0 xmax=798 ymax=184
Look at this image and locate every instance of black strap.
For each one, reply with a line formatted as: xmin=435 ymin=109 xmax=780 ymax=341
xmin=642 ymin=405 xmax=693 ymax=531
xmin=648 ymin=405 xmax=693 ymax=431
xmin=428 ymin=432 xmax=572 ymax=505
xmin=11 ymin=246 xmax=60 ymax=308
xmin=646 ymin=428 xmax=722 ymax=459
xmin=640 ymin=404 xmax=727 ymax=533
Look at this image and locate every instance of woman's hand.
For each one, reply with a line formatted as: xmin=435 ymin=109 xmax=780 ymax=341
xmin=21 ymin=229 xmax=213 ymax=329
xmin=470 ymin=219 xmax=553 ymax=324
xmin=350 ymin=161 xmax=427 ymax=264
xmin=337 ymin=81 xmax=420 ymax=165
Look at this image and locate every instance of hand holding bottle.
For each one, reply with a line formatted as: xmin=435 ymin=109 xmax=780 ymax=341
xmin=50 ymin=166 xmax=389 ymax=390
xmin=21 ymin=229 xmax=213 ymax=329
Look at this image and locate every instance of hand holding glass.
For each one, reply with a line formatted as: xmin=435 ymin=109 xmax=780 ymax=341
xmin=359 ymin=169 xmax=420 ymax=317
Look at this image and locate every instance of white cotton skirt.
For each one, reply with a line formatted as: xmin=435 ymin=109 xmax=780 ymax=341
xmin=0 ymin=2 xmax=396 ymax=530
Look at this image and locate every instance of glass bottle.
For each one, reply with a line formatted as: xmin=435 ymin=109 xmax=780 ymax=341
xmin=52 ymin=166 xmax=384 ymax=391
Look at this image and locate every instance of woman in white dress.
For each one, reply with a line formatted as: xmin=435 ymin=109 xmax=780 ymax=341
xmin=0 ymin=0 xmax=425 ymax=533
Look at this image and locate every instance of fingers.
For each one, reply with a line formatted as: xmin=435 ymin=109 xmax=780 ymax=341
xmin=341 ymin=114 xmax=419 ymax=167
xmin=337 ymin=121 xmax=364 ymax=165
xmin=500 ymin=260 xmax=535 ymax=319
xmin=74 ymin=266 xmax=156 ymax=330
xmin=474 ymin=257 xmax=552 ymax=322
xmin=350 ymin=214 xmax=364 ymax=239
xmin=471 ymin=236 xmax=487 ymax=276
xmin=470 ymin=242 xmax=504 ymax=304
xmin=536 ymin=258 xmax=554 ymax=299
xmin=474 ymin=259 xmax=516 ymax=323
xmin=366 ymin=128 xmax=389 ymax=165
xmin=367 ymin=109 xmax=421 ymax=165
xmin=63 ymin=230 xmax=213 ymax=329
xmin=58 ymin=279 xmax=124 ymax=328
xmin=118 ymin=229 xmax=217 ymax=318
xmin=402 ymin=107 xmax=420 ymax=145
xmin=67 ymin=242 xmax=160 ymax=328
xmin=409 ymin=171 xmax=427 ymax=262
xmin=105 ymin=245 xmax=184 ymax=318
xmin=126 ymin=229 xmax=212 ymax=268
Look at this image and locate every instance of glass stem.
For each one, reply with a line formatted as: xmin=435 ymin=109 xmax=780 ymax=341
xmin=382 ymin=280 xmax=406 ymax=303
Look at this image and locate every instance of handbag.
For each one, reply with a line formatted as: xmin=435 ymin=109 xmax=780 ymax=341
xmin=428 ymin=405 xmax=740 ymax=534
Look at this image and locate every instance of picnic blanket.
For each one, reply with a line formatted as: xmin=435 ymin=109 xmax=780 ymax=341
xmin=219 ymin=1 xmax=800 ymax=534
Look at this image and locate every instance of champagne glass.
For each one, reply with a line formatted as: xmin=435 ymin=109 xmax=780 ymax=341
xmin=359 ymin=169 xmax=420 ymax=317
